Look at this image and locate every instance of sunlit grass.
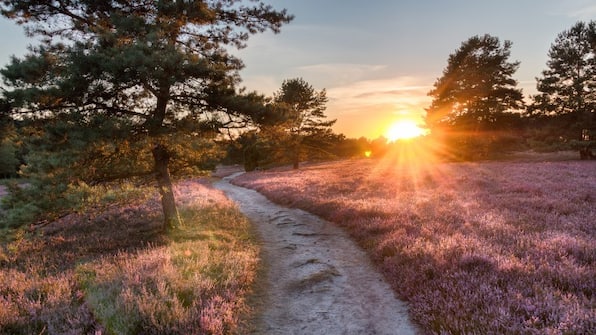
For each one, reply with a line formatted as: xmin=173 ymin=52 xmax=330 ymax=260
xmin=233 ymin=157 xmax=596 ymax=334
xmin=0 ymin=180 xmax=259 ymax=334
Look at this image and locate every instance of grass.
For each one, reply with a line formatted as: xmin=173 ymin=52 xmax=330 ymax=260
xmin=0 ymin=178 xmax=157 ymax=231
xmin=0 ymin=179 xmax=259 ymax=335
xmin=232 ymin=150 xmax=596 ymax=335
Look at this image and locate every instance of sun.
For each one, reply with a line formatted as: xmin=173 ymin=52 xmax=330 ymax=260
xmin=385 ymin=120 xmax=426 ymax=142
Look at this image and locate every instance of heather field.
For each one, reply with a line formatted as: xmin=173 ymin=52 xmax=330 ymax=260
xmin=0 ymin=180 xmax=258 ymax=334
xmin=233 ymin=154 xmax=596 ymax=334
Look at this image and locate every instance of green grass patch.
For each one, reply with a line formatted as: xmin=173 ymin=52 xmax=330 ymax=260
xmin=76 ymin=205 xmax=258 ymax=334
xmin=0 ymin=180 xmax=155 ymax=230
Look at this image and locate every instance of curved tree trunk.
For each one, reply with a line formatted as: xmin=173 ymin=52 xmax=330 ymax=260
xmin=152 ymin=144 xmax=181 ymax=231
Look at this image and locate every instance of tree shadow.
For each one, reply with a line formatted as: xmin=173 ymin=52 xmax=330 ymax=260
xmin=5 ymin=197 xmax=168 ymax=276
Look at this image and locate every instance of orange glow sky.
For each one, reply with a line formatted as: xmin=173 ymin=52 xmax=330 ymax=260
xmin=1 ymin=1 xmax=595 ymax=139
xmin=235 ymin=0 xmax=595 ymax=139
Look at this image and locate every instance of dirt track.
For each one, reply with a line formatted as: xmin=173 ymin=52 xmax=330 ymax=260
xmin=214 ymin=173 xmax=418 ymax=335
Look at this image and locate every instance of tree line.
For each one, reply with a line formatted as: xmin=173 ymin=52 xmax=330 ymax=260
xmin=0 ymin=0 xmax=594 ymax=229
xmin=426 ymin=22 xmax=596 ymax=160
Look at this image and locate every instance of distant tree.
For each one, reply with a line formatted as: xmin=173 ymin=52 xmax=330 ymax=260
xmin=426 ymin=34 xmax=524 ymax=159
xmin=327 ymin=135 xmax=370 ymax=159
xmin=271 ymin=78 xmax=336 ymax=169
xmin=529 ymin=21 xmax=596 ymax=159
xmin=0 ymin=1 xmax=292 ymax=228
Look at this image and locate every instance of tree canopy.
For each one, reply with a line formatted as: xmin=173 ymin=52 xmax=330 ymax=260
xmin=234 ymin=78 xmax=337 ymax=170
xmin=529 ymin=20 xmax=596 ymax=158
xmin=426 ymin=34 xmax=524 ymax=158
xmin=272 ymin=78 xmax=336 ymax=169
xmin=0 ymin=0 xmax=293 ymax=228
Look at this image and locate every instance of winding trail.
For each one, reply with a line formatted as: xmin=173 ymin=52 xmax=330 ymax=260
xmin=214 ymin=173 xmax=418 ymax=335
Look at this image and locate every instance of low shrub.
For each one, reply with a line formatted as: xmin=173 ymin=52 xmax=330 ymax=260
xmin=233 ymin=158 xmax=596 ymax=334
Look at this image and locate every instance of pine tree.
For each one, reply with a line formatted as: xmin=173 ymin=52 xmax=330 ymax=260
xmin=529 ymin=21 xmax=596 ymax=159
xmin=272 ymin=78 xmax=336 ymax=169
xmin=0 ymin=1 xmax=293 ymax=229
xmin=426 ymin=34 xmax=524 ymax=159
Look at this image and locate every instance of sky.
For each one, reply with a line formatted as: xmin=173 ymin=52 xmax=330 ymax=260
xmin=1 ymin=0 xmax=596 ymax=139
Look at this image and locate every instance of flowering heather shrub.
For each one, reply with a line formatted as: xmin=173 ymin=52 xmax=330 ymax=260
xmin=0 ymin=179 xmax=258 ymax=334
xmin=233 ymin=157 xmax=596 ymax=334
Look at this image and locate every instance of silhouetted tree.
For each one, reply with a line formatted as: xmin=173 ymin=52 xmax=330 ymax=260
xmin=271 ymin=78 xmax=336 ymax=169
xmin=328 ymin=135 xmax=371 ymax=159
xmin=426 ymin=34 xmax=524 ymax=159
xmin=0 ymin=0 xmax=292 ymax=229
xmin=529 ymin=21 xmax=596 ymax=159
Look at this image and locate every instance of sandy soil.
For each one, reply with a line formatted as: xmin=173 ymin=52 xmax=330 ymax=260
xmin=214 ymin=173 xmax=419 ymax=335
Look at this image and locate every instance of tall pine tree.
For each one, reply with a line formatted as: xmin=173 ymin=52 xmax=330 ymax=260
xmin=0 ymin=1 xmax=293 ymax=229
xmin=529 ymin=21 xmax=596 ymax=159
xmin=426 ymin=34 xmax=524 ymax=159
xmin=272 ymin=78 xmax=336 ymax=169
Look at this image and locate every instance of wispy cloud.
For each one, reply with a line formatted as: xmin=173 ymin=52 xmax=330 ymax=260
xmin=567 ymin=4 xmax=596 ymax=18
xmin=295 ymin=63 xmax=388 ymax=86
xmin=325 ymin=76 xmax=434 ymax=138
xmin=327 ymin=76 xmax=432 ymax=116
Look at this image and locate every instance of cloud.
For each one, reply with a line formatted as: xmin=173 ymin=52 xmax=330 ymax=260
xmin=326 ymin=76 xmax=432 ymax=115
xmin=354 ymin=86 xmax=430 ymax=99
xmin=567 ymin=4 xmax=596 ymax=18
xmin=324 ymin=76 xmax=434 ymax=138
xmin=240 ymin=63 xmax=392 ymax=97
xmin=295 ymin=63 xmax=388 ymax=86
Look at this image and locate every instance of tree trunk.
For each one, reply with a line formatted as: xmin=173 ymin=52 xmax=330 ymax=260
xmin=292 ymin=138 xmax=301 ymax=169
xmin=152 ymin=144 xmax=181 ymax=231
xmin=292 ymin=146 xmax=300 ymax=169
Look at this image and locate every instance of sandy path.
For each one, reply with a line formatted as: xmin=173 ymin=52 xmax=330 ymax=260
xmin=214 ymin=173 xmax=418 ymax=335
